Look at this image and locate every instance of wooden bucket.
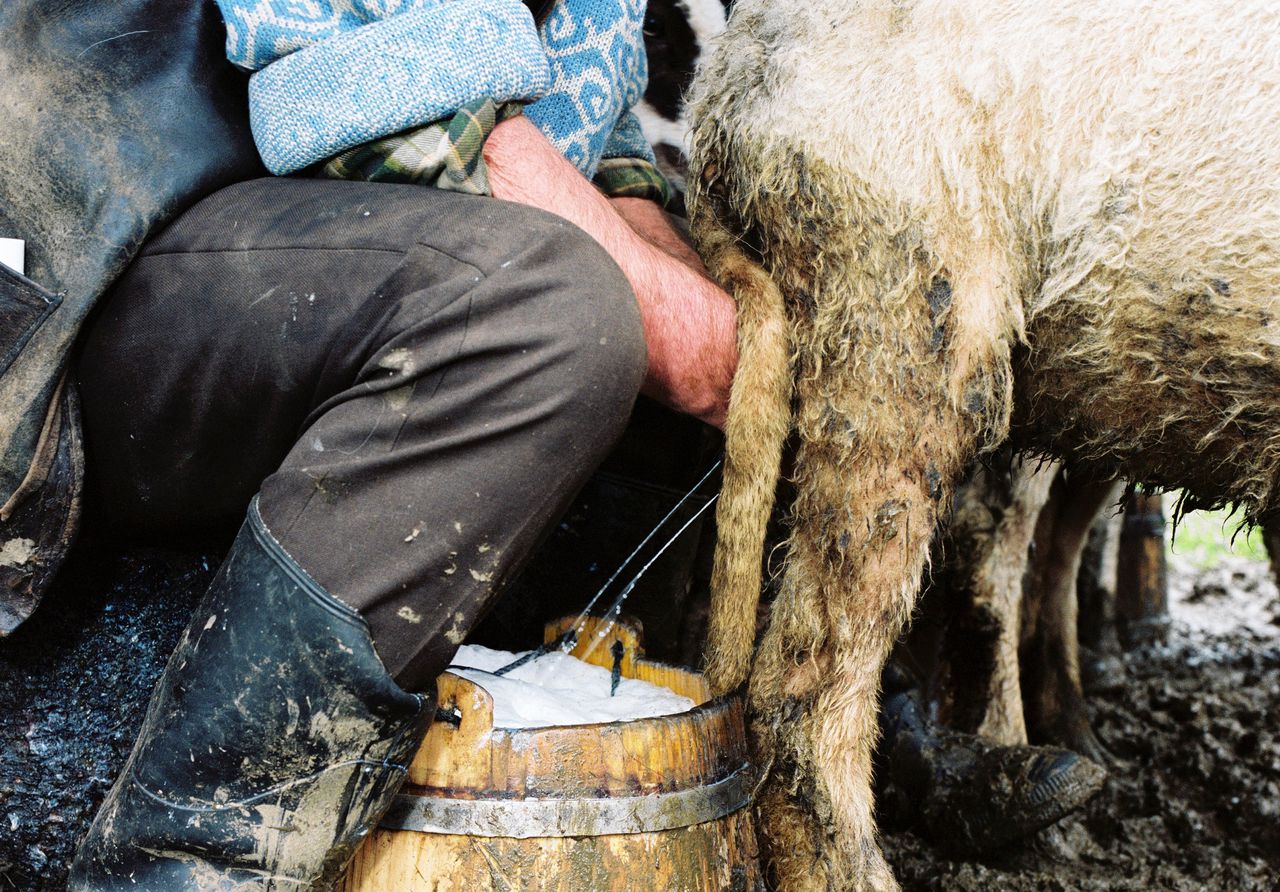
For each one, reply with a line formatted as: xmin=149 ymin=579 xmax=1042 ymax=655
xmin=342 ymin=616 xmax=762 ymax=891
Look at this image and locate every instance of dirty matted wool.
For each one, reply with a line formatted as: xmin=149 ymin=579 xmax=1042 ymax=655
xmin=686 ymin=2 xmax=1280 ymax=890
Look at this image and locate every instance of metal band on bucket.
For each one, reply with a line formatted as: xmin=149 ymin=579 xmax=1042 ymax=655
xmin=381 ymin=763 xmax=754 ymax=838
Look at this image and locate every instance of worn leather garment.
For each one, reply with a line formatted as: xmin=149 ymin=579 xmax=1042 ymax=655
xmin=0 ymin=0 xmax=263 ymax=632
xmin=69 ymin=499 xmax=433 ymax=890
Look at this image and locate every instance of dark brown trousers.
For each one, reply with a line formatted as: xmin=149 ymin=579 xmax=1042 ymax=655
xmin=75 ymin=177 xmax=647 ymax=691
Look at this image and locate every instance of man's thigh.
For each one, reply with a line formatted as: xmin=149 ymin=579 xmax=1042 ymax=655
xmin=76 ymin=176 xmax=632 ymax=543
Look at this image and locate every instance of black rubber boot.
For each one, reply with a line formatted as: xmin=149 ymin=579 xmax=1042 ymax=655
xmin=879 ymin=669 xmax=1106 ymax=853
xmin=68 ymin=499 xmax=433 ymax=890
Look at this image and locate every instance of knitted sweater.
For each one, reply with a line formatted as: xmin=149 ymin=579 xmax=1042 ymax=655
xmin=215 ymin=0 xmax=657 ymax=181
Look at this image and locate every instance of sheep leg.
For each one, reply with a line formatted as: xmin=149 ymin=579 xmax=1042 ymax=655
xmin=1262 ymin=516 xmax=1280 ymax=590
xmin=1076 ymin=496 xmax=1126 ymax=693
xmin=741 ymin=232 xmax=1019 ymax=890
xmin=1020 ymin=475 xmax=1118 ymax=764
xmin=937 ymin=458 xmax=1058 ymax=744
xmin=751 ymin=445 xmax=957 ymax=891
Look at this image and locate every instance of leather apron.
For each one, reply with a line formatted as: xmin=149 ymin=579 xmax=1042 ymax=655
xmin=0 ymin=0 xmax=263 ymax=632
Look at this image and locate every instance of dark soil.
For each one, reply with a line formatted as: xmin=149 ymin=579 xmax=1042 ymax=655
xmin=883 ymin=559 xmax=1280 ymax=891
xmin=0 ymin=547 xmax=213 ymax=890
xmin=2 ymin=544 xmax=1277 ymax=891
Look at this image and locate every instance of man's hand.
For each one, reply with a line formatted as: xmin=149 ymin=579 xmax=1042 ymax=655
xmin=483 ymin=115 xmax=736 ymax=429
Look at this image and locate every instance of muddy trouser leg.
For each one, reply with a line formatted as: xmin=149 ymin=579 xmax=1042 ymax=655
xmin=69 ymin=177 xmax=647 ymax=887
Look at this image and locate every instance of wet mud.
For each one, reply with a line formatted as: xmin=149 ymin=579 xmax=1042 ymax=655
xmin=2 ymin=543 xmax=1277 ymax=890
xmin=884 ymin=556 xmax=1280 ymax=891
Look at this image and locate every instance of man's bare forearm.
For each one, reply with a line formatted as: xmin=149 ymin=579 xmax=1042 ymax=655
xmin=483 ymin=116 xmax=736 ymax=428
xmin=609 ymin=196 xmax=705 ymax=269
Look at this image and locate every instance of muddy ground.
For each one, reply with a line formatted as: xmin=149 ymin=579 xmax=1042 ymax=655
xmin=883 ymin=552 xmax=1280 ymax=891
xmin=0 ymin=546 xmax=214 ymax=888
xmin=1 ymin=538 xmax=1277 ymax=890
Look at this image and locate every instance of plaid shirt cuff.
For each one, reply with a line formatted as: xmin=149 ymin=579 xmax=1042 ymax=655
xmin=320 ymin=98 xmax=673 ymax=209
xmin=319 ymin=98 xmax=523 ymax=195
xmin=592 ymin=156 xmax=673 ymax=207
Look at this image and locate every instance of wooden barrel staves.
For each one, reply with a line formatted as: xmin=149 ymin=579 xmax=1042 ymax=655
xmin=342 ymin=616 xmax=762 ymax=891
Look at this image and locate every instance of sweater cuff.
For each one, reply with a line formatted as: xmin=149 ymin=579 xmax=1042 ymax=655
xmin=601 ymin=110 xmax=659 ymax=167
xmin=247 ymin=0 xmax=551 ymax=174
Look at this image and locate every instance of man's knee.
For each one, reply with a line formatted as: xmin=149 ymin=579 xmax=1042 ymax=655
xmin=394 ymin=201 xmax=648 ymax=437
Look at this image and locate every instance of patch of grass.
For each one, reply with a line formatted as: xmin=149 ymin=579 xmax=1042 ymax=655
xmin=1166 ymin=501 xmax=1268 ymax=568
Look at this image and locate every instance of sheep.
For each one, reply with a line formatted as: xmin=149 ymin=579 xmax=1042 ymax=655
xmin=687 ymin=1 xmax=1280 ymax=889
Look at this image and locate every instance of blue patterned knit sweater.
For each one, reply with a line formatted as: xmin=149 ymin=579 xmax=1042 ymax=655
xmin=215 ymin=0 xmax=656 ymax=178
